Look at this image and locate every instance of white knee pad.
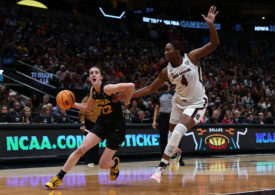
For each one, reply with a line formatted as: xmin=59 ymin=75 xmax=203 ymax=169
xmin=164 ymin=123 xmax=187 ymax=157
xmin=168 ymin=131 xmax=172 ymax=140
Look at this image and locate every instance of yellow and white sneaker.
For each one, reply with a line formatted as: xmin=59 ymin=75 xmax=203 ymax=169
xmin=45 ymin=176 xmax=62 ymax=189
xmin=110 ymin=157 xmax=120 ymax=181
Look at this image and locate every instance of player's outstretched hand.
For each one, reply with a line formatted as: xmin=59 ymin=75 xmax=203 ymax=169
xmin=202 ymin=5 xmax=219 ymax=24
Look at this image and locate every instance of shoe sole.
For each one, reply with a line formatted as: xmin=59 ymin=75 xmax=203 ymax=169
xmin=45 ymin=184 xmax=53 ymax=189
xmin=45 ymin=183 xmax=61 ymax=189
xmin=110 ymin=170 xmax=119 ymax=181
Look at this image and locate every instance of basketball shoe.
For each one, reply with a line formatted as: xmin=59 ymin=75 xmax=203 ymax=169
xmin=151 ymin=167 xmax=165 ymax=183
xmin=110 ymin=157 xmax=120 ymax=181
xmin=169 ymin=148 xmax=182 ymax=173
xmin=45 ymin=176 xmax=62 ymax=189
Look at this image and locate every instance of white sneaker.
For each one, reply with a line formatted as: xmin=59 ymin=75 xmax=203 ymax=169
xmin=87 ymin=163 xmax=94 ymax=167
xmin=150 ymin=167 xmax=164 ymax=183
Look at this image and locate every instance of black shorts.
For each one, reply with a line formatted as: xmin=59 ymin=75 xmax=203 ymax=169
xmin=91 ymin=119 xmax=125 ymax=150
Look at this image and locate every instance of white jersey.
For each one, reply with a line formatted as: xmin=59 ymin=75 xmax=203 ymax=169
xmin=167 ymin=54 xmax=206 ymax=104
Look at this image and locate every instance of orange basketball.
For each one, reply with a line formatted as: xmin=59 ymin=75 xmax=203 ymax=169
xmin=56 ymin=90 xmax=75 ymax=110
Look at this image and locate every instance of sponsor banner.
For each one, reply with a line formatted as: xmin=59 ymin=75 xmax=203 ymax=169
xmin=254 ymin=25 xmax=275 ymax=32
xmin=142 ymin=17 xmax=221 ymax=30
xmin=98 ymin=128 xmax=160 ymax=155
xmin=0 ymin=124 xmax=160 ymax=159
xmin=31 ymin=72 xmax=53 ymax=84
xmin=181 ymin=125 xmax=275 ymax=153
xmin=1 ymin=129 xmax=84 ymax=158
xmin=0 ymin=124 xmax=274 ymax=160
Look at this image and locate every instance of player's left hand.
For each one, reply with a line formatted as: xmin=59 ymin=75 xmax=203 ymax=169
xmin=202 ymin=5 xmax=219 ymax=24
xmin=112 ymin=92 xmax=126 ymax=103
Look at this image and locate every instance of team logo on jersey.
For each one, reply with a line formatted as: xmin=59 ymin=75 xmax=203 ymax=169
xmin=185 ymin=60 xmax=189 ymax=65
xmin=184 ymin=127 xmax=248 ymax=151
xmin=172 ymin=68 xmax=191 ymax=79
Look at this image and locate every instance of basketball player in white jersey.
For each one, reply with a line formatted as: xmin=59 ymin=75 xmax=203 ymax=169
xmin=114 ymin=5 xmax=219 ymax=183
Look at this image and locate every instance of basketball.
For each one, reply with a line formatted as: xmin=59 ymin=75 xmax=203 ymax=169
xmin=56 ymin=90 xmax=75 ymax=110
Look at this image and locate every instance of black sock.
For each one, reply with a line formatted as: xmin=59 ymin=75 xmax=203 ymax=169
xmin=112 ymin=158 xmax=118 ymax=168
xmin=158 ymin=162 xmax=167 ymax=169
xmin=56 ymin=169 xmax=66 ymax=180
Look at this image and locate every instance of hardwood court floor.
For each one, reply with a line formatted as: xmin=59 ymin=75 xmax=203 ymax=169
xmin=1 ymin=154 xmax=275 ymax=195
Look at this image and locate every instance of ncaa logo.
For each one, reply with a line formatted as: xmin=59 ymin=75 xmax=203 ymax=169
xmin=0 ymin=69 xmax=4 ymax=82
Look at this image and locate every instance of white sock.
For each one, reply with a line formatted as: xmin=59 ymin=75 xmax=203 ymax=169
xmin=161 ymin=158 xmax=169 ymax=165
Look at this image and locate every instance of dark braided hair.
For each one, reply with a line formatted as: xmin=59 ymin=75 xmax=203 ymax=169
xmin=169 ymin=40 xmax=184 ymax=56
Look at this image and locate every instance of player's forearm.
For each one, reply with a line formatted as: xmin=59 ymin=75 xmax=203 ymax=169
xmin=73 ymin=102 xmax=89 ymax=112
xmin=208 ymin=23 xmax=220 ymax=48
xmin=120 ymin=83 xmax=135 ymax=90
xmin=105 ymin=83 xmax=135 ymax=95
xmin=133 ymin=87 xmax=155 ymax=98
xmin=78 ymin=111 xmax=85 ymax=124
xmin=153 ymin=106 xmax=159 ymax=123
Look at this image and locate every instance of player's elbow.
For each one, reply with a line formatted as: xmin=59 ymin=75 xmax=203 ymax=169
xmin=128 ymin=83 xmax=135 ymax=89
xmin=216 ymin=39 xmax=220 ymax=47
xmin=212 ymin=38 xmax=220 ymax=48
xmin=150 ymin=85 xmax=159 ymax=94
xmin=211 ymin=41 xmax=219 ymax=49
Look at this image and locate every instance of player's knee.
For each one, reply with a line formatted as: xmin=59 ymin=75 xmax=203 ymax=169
xmin=174 ymin=123 xmax=188 ymax=135
xmin=165 ymin=124 xmax=187 ymax=151
xmin=75 ymin=147 xmax=86 ymax=157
